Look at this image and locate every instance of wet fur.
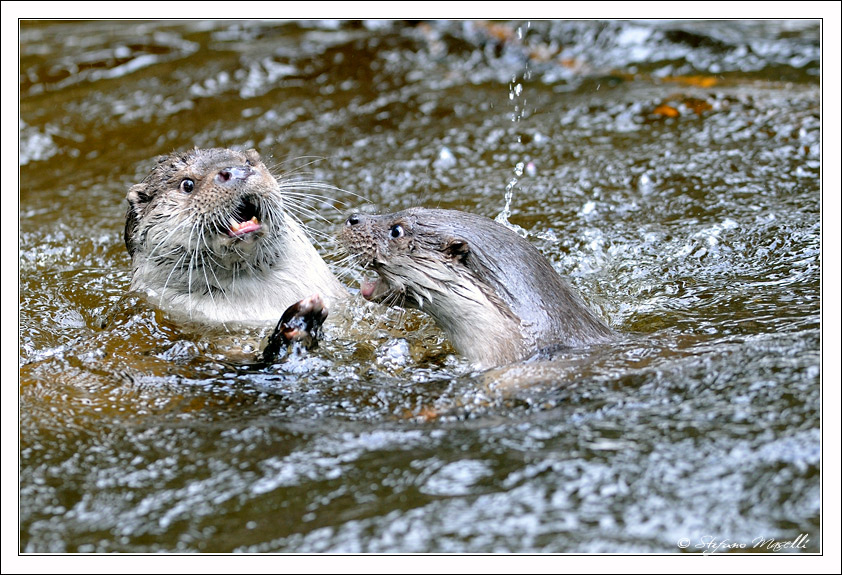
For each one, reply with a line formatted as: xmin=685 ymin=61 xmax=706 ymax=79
xmin=126 ymin=148 xmax=346 ymax=326
xmin=341 ymin=208 xmax=613 ymax=368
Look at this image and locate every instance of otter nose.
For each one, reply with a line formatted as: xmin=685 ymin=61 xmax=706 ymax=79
xmin=216 ymin=166 xmax=253 ymax=184
xmin=346 ymin=213 xmax=362 ymax=226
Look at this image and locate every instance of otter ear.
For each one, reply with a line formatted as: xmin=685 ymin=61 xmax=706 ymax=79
xmin=444 ymin=237 xmax=471 ymax=265
xmin=124 ymin=184 xmax=149 ymax=257
xmin=126 ymin=183 xmax=149 ymax=208
xmin=245 ymin=148 xmax=261 ymax=164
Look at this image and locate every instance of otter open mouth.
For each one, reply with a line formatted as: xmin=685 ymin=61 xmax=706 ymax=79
xmin=360 ymin=277 xmax=380 ymax=300
xmin=359 ymin=273 xmax=398 ymax=303
xmin=227 ymin=196 xmax=262 ymax=238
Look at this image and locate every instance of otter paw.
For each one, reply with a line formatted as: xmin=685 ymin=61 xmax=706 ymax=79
xmin=261 ymin=294 xmax=329 ymax=362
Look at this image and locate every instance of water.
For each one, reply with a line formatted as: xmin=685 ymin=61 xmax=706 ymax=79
xmin=17 ymin=20 xmax=822 ymax=554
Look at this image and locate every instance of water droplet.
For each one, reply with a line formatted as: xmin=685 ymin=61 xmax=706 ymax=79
xmin=637 ymin=172 xmax=655 ymax=195
xmin=433 ymin=146 xmax=456 ymax=170
xmin=525 ymin=161 xmax=537 ymax=177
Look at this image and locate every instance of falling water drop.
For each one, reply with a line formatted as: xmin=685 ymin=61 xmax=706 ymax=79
xmin=495 ymin=162 xmax=528 ymax=237
xmin=497 ymin=26 xmax=531 ymax=237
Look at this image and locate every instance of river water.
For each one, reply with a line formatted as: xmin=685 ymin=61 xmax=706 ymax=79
xmin=18 ymin=20 xmax=822 ymax=553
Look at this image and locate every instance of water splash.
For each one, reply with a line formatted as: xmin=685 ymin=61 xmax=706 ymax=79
xmin=495 ymin=23 xmax=531 ymax=238
xmin=495 ymin=161 xmax=528 ymax=237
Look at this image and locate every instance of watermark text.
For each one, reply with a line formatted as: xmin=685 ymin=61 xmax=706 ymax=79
xmin=676 ymin=533 xmax=810 ymax=554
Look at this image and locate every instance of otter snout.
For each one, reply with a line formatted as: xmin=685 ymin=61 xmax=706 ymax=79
xmin=345 ymin=213 xmax=363 ymax=227
xmin=216 ymin=165 xmax=254 ymax=184
xmin=340 ymin=213 xmax=378 ymax=265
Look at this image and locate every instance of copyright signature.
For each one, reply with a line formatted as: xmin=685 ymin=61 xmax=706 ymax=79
xmin=677 ymin=534 xmax=811 ymax=553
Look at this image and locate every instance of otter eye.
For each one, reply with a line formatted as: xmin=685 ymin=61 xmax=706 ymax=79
xmin=180 ymin=178 xmax=194 ymax=193
xmin=389 ymin=224 xmax=405 ymax=239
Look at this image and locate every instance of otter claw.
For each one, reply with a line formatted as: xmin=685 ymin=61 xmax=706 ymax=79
xmin=261 ymin=294 xmax=328 ymax=362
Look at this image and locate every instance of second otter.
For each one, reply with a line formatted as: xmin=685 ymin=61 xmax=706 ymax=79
xmin=340 ymin=208 xmax=613 ymax=368
xmin=125 ymin=148 xmax=347 ymax=327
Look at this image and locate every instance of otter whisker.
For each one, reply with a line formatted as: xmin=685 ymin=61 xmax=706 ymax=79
xmin=279 ymin=188 xmax=361 ymax=209
xmin=265 ymin=155 xmax=326 ymax=176
xmin=378 ymin=287 xmax=409 ymax=331
xmin=269 ymin=159 xmax=373 ymax=203
xmin=186 ymin=217 xmax=210 ymax=318
xmin=393 ymin=294 xmax=408 ymax=329
xmin=327 ymin=249 xmax=360 ymax=269
xmin=278 ymin=204 xmax=336 ymax=253
xmin=145 ymin=216 xmax=195 ymax=263
xmin=331 ymin=254 xmax=366 ymax=285
xmin=160 ymin=248 xmax=190 ymax=305
xmin=275 ymin=174 xmax=370 ymax=204
xmin=282 ymin=196 xmax=334 ymax=227
xmin=196 ymin=229 xmax=233 ymax=308
xmin=197 ymin=250 xmax=217 ymax=307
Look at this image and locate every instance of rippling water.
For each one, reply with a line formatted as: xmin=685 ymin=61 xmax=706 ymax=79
xmin=17 ymin=19 xmax=822 ymax=554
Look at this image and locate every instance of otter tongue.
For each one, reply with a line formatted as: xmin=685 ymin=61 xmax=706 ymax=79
xmin=228 ymin=216 xmax=261 ymax=237
xmin=360 ymin=277 xmax=380 ymax=300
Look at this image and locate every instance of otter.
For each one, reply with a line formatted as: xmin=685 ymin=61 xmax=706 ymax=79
xmin=124 ymin=147 xmax=347 ymax=334
xmin=340 ymin=208 xmax=613 ymax=369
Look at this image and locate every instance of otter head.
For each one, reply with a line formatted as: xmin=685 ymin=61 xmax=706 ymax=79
xmin=339 ymin=209 xmax=476 ymax=308
xmin=340 ymin=208 xmax=527 ymax=367
xmin=124 ymin=147 xmax=326 ymax=324
xmin=125 ymin=148 xmax=281 ymax=263
xmin=340 ymin=207 xmax=613 ymax=368
xmin=124 ymin=147 xmax=347 ymax=325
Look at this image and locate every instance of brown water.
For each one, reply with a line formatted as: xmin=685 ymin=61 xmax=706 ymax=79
xmin=19 ymin=20 xmax=821 ymax=553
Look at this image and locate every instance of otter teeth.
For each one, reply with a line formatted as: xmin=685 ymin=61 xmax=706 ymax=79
xmin=228 ymin=216 xmax=261 ymax=237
